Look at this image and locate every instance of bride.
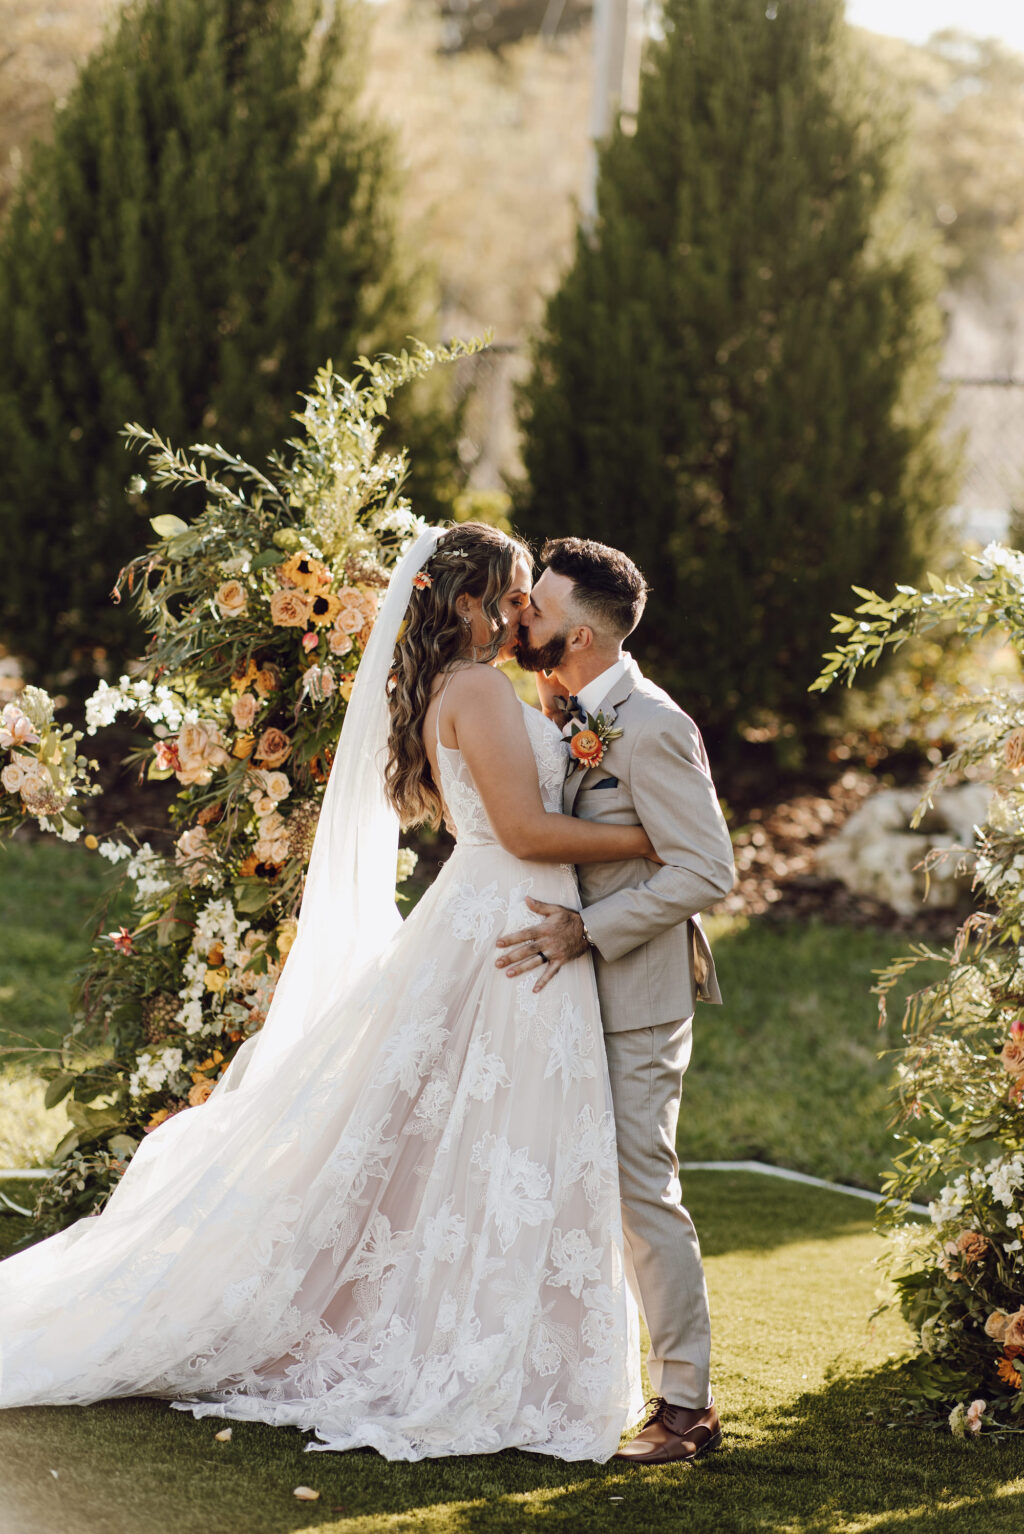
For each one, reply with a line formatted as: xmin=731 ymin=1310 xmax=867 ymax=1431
xmin=0 ymin=521 xmax=652 ymax=1461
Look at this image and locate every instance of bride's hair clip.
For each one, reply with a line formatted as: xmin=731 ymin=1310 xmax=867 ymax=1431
xmin=411 ymin=569 xmax=433 ymax=590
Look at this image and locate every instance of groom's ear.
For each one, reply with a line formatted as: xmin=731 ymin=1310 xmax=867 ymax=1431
xmin=567 ymin=623 xmax=595 ymax=655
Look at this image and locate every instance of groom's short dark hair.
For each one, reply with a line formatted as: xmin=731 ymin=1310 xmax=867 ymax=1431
xmin=541 ymin=537 xmax=648 ymax=639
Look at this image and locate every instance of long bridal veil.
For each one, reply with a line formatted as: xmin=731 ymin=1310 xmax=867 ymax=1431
xmin=218 ymin=521 xmax=444 ymax=1096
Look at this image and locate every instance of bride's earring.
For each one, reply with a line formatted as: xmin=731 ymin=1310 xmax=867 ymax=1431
xmin=460 ymin=616 xmax=471 ymax=627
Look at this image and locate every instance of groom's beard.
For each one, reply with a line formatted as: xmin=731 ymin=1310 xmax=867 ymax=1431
xmin=515 ymin=627 xmax=569 ymax=673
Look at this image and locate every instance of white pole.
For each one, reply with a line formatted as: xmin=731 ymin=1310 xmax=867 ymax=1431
xmin=582 ymin=0 xmax=646 ymax=231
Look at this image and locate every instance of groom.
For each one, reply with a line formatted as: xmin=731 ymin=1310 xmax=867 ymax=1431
xmin=496 ymin=536 xmax=735 ymax=1464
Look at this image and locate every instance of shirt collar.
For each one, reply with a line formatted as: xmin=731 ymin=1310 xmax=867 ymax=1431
xmin=575 ymin=655 xmax=629 ymax=718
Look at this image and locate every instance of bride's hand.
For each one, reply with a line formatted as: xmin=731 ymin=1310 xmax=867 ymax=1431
xmin=534 ymin=670 xmax=569 ymax=725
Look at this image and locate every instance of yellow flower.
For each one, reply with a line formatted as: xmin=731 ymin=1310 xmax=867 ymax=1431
xmin=279 ymin=553 xmax=330 ymax=593
xmin=204 ymin=966 xmax=229 ymax=994
xmin=188 ymin=1079 xmax=215 ymax=1106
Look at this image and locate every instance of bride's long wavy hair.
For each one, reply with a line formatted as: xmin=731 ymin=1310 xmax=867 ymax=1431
xmin=385 ymin=522 xmax=531 ymax=829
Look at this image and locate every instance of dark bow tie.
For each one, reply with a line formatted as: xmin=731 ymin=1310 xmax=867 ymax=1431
xmin=565 ymin=694 xmax=587 ymax=725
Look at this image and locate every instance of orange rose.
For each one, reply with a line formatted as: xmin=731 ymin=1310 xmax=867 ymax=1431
xmin=269 ymin=589 xmax=313 ymax=628
xmin=570 ymin=729 xmax=604 ymax=768
xmin=254 ymin=727 xmax=292 ymax=768
xmin=188 ymin=1079 xmax=215 ymax=1107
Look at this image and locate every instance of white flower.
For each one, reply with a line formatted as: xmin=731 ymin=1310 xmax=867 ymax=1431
xmin=557 ymin=1105 xmax=617 ymax=1210
xmin=548 ymin=1227 xmax=603 ymax=1299
xmin=98 ymin=839 xmax=132 ymax=864
xmin=471 ymin=1133 xmax=553 ymax=1252
xmin=543 ymin=996 xmax=597 ymax=1088
xmin=1004 ymin=1239 xmax=1022 ymax=1253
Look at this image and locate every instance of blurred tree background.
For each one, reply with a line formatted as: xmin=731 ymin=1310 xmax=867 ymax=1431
xmin=2 ymin=0 xmax=1023 ymax=735
xmin=0 ymin=0 xmax=453 ymax=688
xmin=515 ymin=0 xmax=957 ymax=760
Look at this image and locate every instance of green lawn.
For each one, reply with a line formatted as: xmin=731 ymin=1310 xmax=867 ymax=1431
xmin=2 ymin=1173 xmax=1022 ymax=1534
xmin=0 ymin=845 xmax=939 ymax=1189
xmin=686 ymin=915 xmax=942 ymax=1190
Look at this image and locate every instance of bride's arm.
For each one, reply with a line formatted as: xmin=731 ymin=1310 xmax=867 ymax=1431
xmin=450 ymin=668 xmax=654 ymax=865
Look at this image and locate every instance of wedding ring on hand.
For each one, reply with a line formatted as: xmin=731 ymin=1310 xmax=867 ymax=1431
xmin=537 ymin=950 xmax=549 ymax=964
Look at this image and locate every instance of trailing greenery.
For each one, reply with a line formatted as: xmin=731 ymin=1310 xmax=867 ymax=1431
xmin=516 ymin=0 xmax=956 ymax=757
xmin=817 ymin=542 xmax=1024 ymax=1433
xmin=12 ymin=339 xmax=479 ymax=1236
xmin=0 ymin=0 xmax=453 ymax=686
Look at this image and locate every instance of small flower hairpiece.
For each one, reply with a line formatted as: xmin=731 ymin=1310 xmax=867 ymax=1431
xmin=411 ymin=570 xmax=433 ymax=590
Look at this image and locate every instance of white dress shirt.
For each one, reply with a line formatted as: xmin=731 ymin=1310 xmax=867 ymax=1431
xmin=570 ymin=654 xmax=630 ymax=723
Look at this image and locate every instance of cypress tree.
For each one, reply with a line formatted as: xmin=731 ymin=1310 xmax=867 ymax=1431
xmin=516 ymin=0 xmax=957 ymax=758
xmin=0 ymin=0 xmax=448 ymax=685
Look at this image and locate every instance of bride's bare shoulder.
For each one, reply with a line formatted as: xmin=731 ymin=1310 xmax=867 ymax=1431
xmin=448 ymin=665 xmax=519 ymax=708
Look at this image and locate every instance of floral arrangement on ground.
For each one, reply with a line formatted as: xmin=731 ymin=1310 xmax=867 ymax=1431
xmin=817 ymin=545 xmax=1024 ymax=1434
xmin=13 ymin=340 xmax=481 ymax=1235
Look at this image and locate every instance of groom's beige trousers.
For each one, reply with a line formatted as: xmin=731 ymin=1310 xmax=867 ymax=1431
xmin=602 ymin=1014 xmax=712 ymax=1411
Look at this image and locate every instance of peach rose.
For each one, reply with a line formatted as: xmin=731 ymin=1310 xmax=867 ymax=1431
xmin=254 ymin=665 xmax=280 ymax=696
xmin=188 ymin=1079 xmax=215 ymax=1106
xmin=1 ymin=757 xmax=29 ymax=793
xmin=1005 ymin=1308 xmax=1024 ymax=1350
xmin=176 ymin=720 xmax=230 ymax=786
xmin=0 ymin=705 xmax=40 ymax=751
xmin=569 ymin=729 xmax=604 ymax=769
xmin=337 ymin=605 xmax=364 ymax=634
xmin=1000 ymin=1039 xmax=1024 ymax=1079
xmin=336 ymin=586 xmax=362 ymax=605
xmin=328 ymin=627 xmax=353 ymax=657
xmin=263 ymin=770 xmax=291 ymax=801
xmin=254 ymin=727 xmax=292 ymax=768
xmin=232 ymin=691 xmax=258 ymax=730
xmin=985 ymin=1311 xmax=1010 ymax=1342
xmin=269 ymin=589 xmax=313 ymax=628
xmin=174 ymin=824 xmax=213 ymax=884
xmin=357 ymin=590 xmax=379 ymax=622
xmin=956 ymin=1230 xmax=990 ymax=1264
xmin=215 ymin=580 xmax=247 ymax=619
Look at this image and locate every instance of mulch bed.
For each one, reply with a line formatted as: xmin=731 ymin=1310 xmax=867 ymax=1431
xmin=714 ymin=766 xmax=964 ymax=936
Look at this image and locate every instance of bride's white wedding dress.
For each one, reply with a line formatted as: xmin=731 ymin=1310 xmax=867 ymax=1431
xmin=0 ymin=689 xmax=641 ymax=1461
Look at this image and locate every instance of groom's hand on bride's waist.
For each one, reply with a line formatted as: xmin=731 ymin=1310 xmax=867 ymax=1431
xmin=495 ymin=896 xmax=590 ymax=992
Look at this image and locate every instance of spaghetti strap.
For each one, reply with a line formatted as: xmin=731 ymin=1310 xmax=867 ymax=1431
xmin=434 ymin=668 xmax=461 ymax=749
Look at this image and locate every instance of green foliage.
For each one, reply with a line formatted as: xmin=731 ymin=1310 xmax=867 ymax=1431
xmin=0 ymin=0 xmax=453 ymax=687
xmin=20 ymin=340 xmax=477 ymax=1227
xmin=817 ymin=543 xmax=1024 ymax=1432
xmin=515 ymin=0 xmax=957 ymax=755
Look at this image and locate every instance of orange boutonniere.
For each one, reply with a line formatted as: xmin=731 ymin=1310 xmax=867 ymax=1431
xmin=568 ymin=711 xmax=623 ymax=772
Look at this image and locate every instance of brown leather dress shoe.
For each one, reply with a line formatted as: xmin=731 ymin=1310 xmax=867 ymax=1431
xmin=612 ymin=1397 xmax=722 ymax=1465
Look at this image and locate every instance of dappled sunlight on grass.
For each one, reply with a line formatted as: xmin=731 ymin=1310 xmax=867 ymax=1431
xmin=3 ymin=1174 xmax=1022 ymax=1534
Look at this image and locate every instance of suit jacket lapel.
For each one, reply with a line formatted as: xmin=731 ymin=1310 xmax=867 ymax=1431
xmin=562 ymin=657 xmax=642 ymax=816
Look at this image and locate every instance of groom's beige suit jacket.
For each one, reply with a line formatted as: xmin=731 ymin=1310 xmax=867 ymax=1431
xmin=564 ymin=658 xmax=735 ymax=1033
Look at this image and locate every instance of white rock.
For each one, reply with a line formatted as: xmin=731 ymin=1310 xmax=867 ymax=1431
xmin=815 ymin=784 xmax=988 ymax=916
